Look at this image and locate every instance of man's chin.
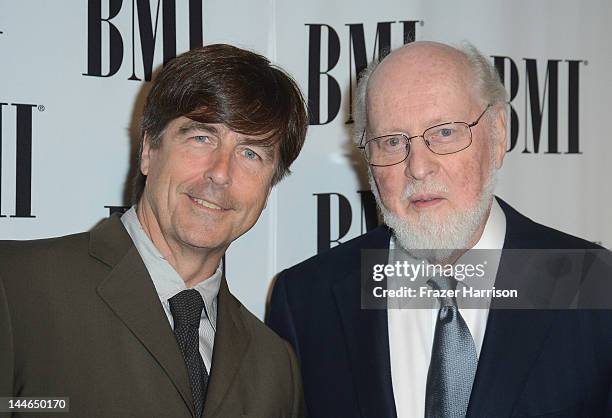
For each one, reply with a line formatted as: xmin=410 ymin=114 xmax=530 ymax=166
xmin=177 ymin=227 xmax=229 ymax=251
xmin=403 ymin=248 xmax=460 ymax=264
xmin=388 ymin=220 xmax=464 ymax=264
xmin=383 ymin=204 xmax=488 ymax=263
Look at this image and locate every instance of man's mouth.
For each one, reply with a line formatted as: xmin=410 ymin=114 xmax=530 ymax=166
xmin=410 ymin=194 xmax=445 ymax=208
xmin=189 ymin=196 xmax=226 ymax=211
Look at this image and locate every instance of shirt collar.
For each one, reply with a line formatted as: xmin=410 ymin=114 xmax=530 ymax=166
xmin=120 ymin=206 xmax=222 ymax=327
xmin=471 ymin=197 xmax=506 ymax=251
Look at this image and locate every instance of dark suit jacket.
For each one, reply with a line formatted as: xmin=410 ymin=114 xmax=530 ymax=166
xmin=0 ymin=214 xmax=305 ymax=418
xmin=267 ymin=198 xmax=612 ymax=417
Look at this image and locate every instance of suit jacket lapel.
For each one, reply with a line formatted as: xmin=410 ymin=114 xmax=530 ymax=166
xmin=332 ymin=227 xmax=397 ymax=418
xmin=467 ymin=199 xmax=558 ymax=416
xmin=202 ymin=277 xmax=250 ymax=418
xmin=91 ymin=214 xmax=195 ymax=416
xmin=468 ymin=309 xmax=556 ymax=416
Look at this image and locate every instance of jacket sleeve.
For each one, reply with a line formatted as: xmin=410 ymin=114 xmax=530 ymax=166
xmin=267 ymin=273 xmax=307 ymax=417
xmin=266 ymin=272 xmax=300 ymax=356
xmin=0 ymin=273 xmax=14 ymax=398
xmin=285 ymin=340 xmax=306 ymax=418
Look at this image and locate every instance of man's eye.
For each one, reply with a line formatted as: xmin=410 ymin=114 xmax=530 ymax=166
xmin=193 ymin=135 xmax=210 ymax=143
xmin=243 ymin=148 xmax=260 ymax=160
xmin=381 ymin=136 xmax=403 ymax=148
xmin=427 ymin=126 xmax=458 ymax=143
xmin=434 ymin=127 xmax=455 ymax=137
xmin=384 ymin=136 xmax=401 ymax=147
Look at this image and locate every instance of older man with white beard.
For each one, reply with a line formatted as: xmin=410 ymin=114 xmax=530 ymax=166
xmin=267 ymin=41 xmax=612 ymax=418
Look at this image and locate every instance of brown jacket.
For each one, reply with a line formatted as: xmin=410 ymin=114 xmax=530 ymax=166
xmin=0 ymin=214 xmax=305 ymax=418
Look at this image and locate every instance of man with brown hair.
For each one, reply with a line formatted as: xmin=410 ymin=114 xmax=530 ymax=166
xmin=0 ymin=44 xmax=307 ymax=418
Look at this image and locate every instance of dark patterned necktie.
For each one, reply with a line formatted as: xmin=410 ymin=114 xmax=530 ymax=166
xmin=425 ymin=277 xmax=478 ymax=418
xmin=169 ymin=289 xmax=209 ymax=418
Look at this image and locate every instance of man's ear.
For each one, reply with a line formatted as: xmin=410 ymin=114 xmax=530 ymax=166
xmin=493 ymin=106 xmax=507 ymax=169
xmin=140 ymin=133 xmax=152 ymax=176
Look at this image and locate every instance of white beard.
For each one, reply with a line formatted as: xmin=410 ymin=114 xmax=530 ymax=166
xmin=370 ymin=164 xmax=498 ymax=263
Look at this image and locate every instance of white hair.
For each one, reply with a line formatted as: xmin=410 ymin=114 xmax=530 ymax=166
xmin=353 ymin=41 xmax=508 ymax=145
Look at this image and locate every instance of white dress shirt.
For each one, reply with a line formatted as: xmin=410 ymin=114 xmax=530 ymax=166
xmin=121 ymin=206 xmax=222 ymax=371
xmin=388 ymin=199 xmax=506 ymax=418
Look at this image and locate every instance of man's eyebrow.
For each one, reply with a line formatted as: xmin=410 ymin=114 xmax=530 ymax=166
xmin=177 ymin=121 xmax=218 ymax=135
xmin=373 ymin=116 xmax=455 ymax=136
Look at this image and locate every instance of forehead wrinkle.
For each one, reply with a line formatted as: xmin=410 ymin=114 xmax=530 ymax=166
xmin=177 ymin=120 xmax=220 ymax=135
xmin=367 ymin=52 xmax=480 ymax=136
xmin=368 ymin=42 xmax=475 ymax=98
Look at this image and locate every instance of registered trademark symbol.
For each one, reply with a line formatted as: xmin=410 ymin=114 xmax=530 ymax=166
xmin=37 ymin=105 xmax=45 ymax=112
xmin=419 ymin=20 xmax=424 ymax=26
xmin=583 ymin=60 xmax=589 ymax=66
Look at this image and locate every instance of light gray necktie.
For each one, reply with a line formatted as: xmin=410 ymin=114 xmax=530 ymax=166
xmin=425 ymin=276 xmax=478 ymax=418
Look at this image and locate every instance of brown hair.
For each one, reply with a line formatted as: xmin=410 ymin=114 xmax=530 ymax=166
xmin=133 ymin=43 xmax=308 ymax=203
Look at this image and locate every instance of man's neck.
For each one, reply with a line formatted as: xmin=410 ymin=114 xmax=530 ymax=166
xmin=136 ymin=205 xmax=224 ymax=288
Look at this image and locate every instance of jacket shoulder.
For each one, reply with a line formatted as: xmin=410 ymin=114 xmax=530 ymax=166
xmin=239 ymin=301 xmax=290 ymax=350
xmin=0 ymin=214 xmax=130 ymax=276
xmin=497 ymin=197 xmax=602 ymax=250
xmin=275 ymin=225 xmax=390 ymax=291
xmin=0 ymin=231 xmax=91 ymax=270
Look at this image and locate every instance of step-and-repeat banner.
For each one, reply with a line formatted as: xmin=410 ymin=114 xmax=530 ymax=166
xmin=1 ymin=1 xmax=610 ymax=318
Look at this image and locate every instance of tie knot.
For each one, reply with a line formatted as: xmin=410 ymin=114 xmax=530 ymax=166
xmin=427 ymin=276 xmax=458 ymax=307
xmin=169 ymin=289 xmax=205 ymax=327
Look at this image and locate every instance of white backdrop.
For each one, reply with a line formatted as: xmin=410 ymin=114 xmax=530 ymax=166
xmin=1 ymin=0 xmax=610 ymax=318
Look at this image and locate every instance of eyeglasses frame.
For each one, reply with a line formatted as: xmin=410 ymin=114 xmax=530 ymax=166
xmin=358 ymin=103 xmax=494 ymax=167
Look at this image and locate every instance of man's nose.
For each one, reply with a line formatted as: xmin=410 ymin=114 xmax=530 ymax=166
xmin=205 ymin=147 xmax=233 ymax=187
xmin=405 ymin=137 xmax=439 ymax=180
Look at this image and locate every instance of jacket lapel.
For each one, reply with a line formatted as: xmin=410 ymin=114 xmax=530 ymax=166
xmin=202 ymin=277 xmax=250 ymax=418
xmin=331 ymin=227 xmax=397 ymax=418
xmin=468 ymin=309 xmax=556 ymax=416
xmin=467 ymin=199 xmax=558 ymax=416
xmin=91 ymin=214 xmax=195 ymax=416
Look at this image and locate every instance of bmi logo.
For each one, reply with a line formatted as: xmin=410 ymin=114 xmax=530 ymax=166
xmin=494 ymin=57 xmax=585 ymax=154
xmin=306 ymin=21 xmax=586 ymax=154
xmin=83 ymin=0 xmax=204 ymax=81
xmin=306 ymin=20 xmax=420 ymax=126
xmin=0 ymin=103 xmax=43 ymax=218
xmin=314 ymin=191 xmax=379 ymax=253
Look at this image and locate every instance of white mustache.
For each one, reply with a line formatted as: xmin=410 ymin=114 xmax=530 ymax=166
xmin=402 ymin=181 xmax=449 ymax=201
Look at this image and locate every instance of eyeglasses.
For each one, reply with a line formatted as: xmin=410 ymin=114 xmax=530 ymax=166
xmin=358 ymin=104 xmax=493 ymax=167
